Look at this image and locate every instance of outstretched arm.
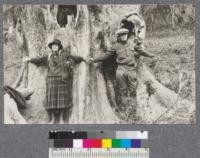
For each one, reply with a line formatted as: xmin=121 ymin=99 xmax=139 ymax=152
xmin=24 ymin=55 xmax=48 ymax=66
xmin=93 ymin=49 xmax=116 ymax=62
xmin=134 ymin=45 xmax=155 ymax=58
xmin=60 ymin=48 xmax=84 ymax=63
xmin=70 ymin=54 xmax=84 ymax=63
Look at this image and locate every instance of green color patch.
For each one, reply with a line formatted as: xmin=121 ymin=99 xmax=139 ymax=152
xmin=112 ymin=139 xmax=121 ymax=148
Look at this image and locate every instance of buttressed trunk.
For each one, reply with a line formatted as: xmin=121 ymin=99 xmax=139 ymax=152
xmin=21 ymin=6 xmax=49 ymax=123
xmin=15 ymin=5 xmax=142 ymax=123
xmin=69 ymin=5 xmax=120 ymax=123
xmin=17 ymin=5 xmax=127 ymax=123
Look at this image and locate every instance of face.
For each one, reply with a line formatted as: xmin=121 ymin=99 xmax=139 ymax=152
xmin=119 ymin=33 xmax=128 ymax=42
xmin=125 ymin=14 xmax=146 ymax=44
xmin=51 ymin=44 xmax=59 ymax=52
xmin=133 ymin=17 xmax=146 ymax=44
xmin=134 ymin=26 xmax=145 ymax=44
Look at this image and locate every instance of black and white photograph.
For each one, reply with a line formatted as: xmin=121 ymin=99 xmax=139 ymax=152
xmin=3 ymin=4 xmax=195 ymax=124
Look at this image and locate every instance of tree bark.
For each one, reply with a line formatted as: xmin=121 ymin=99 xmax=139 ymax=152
xmin=22 ymin=6 xmax=49 ymax=123
xmin=69 ymin=5 xmax=120 ymax=123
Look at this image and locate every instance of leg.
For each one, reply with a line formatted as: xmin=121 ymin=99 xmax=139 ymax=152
xmin=116 ymin=68 xmax=128 ymax=96
xmin=116 ymin=67 xmax=128 ymax=106
xmin=59 ymin=109 xmax=64 ymax=124
xmin=57 ymin=79 xmax=71 ymax=123
xmin=48 ymin=109 xmax=55 ymax=124
xmin=104 ymin=71 xmax=118 ymax=110
xmin=127 ymin=70 xmax=138 ymax=97
xmin=63 ymin=107 xmax=72 ymax=123
xmin=52 ymin=110 xmax=60 ymax=124
xmin=47 ymin=109 xmax=51 ymax=121
xmin=126 ymin=70 xmax=138 ymax=119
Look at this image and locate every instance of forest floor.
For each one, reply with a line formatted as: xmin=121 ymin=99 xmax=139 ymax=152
xmin=118 ymin=29 xmax=195 ymax=123
xmin=146 ymin=29 xmax=195 ymax=102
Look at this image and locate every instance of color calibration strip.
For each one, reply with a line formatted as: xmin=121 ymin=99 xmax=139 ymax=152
xmin=49 ymin=131 xmax=149 ymax=158
xmin=51 ymin=138 xmax=144 ymax=148
xmin=49 ymin=131 xmax=148 ymax=148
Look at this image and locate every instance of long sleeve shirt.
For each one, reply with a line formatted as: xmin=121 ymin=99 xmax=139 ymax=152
xmin=30 ymin=51 xmax=83 ymax=77
xmin=94 ymin=42 xmax=154 ymax=68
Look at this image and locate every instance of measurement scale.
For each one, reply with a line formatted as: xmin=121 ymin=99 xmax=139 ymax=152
xmin=49 ymin=148 xmax=149 ymax=158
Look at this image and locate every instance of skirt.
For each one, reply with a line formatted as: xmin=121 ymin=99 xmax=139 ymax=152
xmin=46 ymin=76 xmax=72 ymax=110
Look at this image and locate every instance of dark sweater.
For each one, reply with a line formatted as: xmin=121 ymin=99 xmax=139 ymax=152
xmin=30 ymin=51 xmax=83 ymax=78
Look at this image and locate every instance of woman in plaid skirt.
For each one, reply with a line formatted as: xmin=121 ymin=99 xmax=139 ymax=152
xmin=23 ymin=39 xmax=83 ymax=123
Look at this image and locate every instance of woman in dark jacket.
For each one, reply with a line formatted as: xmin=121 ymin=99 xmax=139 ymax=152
xmin=23 ymin=39 xmax=83 ymax=123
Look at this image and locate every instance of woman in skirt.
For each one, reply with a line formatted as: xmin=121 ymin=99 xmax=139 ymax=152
xmin=23 ymin=39 xmax=83 ymax=123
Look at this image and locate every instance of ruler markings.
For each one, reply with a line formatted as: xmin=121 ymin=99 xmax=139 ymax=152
xmin=49 ymin=148 xmax=149 ymax=158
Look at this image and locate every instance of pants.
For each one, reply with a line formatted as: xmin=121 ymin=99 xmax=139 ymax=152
xmin=116 ymin=66 xmax=138 ymax=97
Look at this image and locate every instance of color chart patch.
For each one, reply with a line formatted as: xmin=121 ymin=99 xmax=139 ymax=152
xmin=51 ymin=138 xmax=144 ymax=148
xmin=49 ymin=131 xmax=149 ymax=158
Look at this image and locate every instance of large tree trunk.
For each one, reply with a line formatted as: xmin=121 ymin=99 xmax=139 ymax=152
xmin=15 ymin=5 xmax=128 ymax=123
xmin=22 ymin=6 xmax=49 ymax=123
xmin=69 ymin=5 xmax=121 ymax=123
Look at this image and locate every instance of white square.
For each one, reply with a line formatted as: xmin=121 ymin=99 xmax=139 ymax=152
xmin=136 ymin=131 xmax=148 ymax=139
xmin=73 ymin=139 xmax=83 ymax=148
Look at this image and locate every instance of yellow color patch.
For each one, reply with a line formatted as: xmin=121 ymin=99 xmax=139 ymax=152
xmin=102 ymin=139 xmax=112 ymax=148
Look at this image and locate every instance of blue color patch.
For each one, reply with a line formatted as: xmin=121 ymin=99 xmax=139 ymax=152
xmin=120 ymin=139 xmax=132 ymax=148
